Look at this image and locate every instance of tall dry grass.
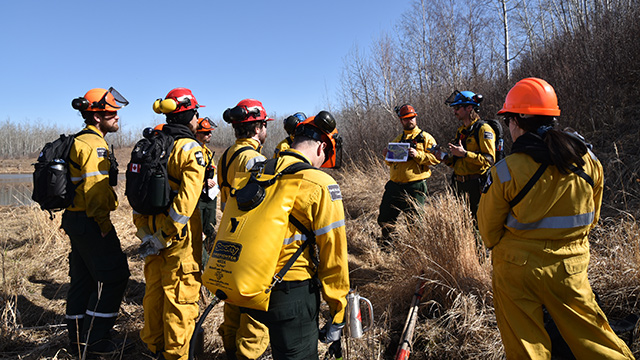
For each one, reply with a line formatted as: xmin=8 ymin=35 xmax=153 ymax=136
xmin=0 ymin=157 xmax=639 ymax=359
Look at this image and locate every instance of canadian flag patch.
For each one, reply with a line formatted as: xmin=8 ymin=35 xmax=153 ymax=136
xmin=129 ymin=163 xmax=141 ymax=173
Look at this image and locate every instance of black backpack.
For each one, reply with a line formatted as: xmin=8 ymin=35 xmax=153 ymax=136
xmin=32 ymin=129 xmax=98 ymax=218
xmin=471 ymin=119 xmax=505 ymax=163
xmin=125 ymin=130 xmax=178 ymax=215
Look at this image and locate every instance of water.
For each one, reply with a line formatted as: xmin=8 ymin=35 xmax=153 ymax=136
xmin=0 ymin=174 xmax=33 ymax=206
xmin=0 ymin=173 xmax=126 ymax=206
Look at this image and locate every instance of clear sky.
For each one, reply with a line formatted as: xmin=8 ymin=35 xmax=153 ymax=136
xmin=0 ymin=0 xmax=412 ymax=132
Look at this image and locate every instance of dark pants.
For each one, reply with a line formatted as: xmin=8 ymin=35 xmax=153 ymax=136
xmin=377 ymin=179 xmax=428 ymax=238
xmin=245 ymin=280 xmax=320 ymax=360
xmin=199 ymin=196 xmax=217 ymax=266
xmin=451 ymin=176 xmax=483 ymax=220
xmin=61 ymin=211 xmax=130 ymax=347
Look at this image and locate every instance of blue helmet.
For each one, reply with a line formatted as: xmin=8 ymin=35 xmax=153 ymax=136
xmin=446 ymin=90 xmax=483 ymax=108
xmin=283 ymin=112 xmax=307 ymax=135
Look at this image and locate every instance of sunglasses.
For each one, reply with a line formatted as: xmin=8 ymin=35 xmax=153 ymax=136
xmin=202 ymin=131 xmax=212 ymax=135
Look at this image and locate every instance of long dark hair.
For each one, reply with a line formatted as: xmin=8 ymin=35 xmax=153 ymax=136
xmin=515 ymin=115 xmax=588 ymax=174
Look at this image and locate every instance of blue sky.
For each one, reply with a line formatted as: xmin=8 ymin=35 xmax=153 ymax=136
xmin=0 ymin=0 xmax=412 ymax=132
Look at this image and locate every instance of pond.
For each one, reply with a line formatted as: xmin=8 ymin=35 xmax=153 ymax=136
xmin=0 ymin=174 xmax=33 ymax=206
xmin=0 ymin=174 xmax=126 ymax=206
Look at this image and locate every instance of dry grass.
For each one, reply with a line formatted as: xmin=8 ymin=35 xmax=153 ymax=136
xmin=1 ymin=158 xmax=639 ymax=359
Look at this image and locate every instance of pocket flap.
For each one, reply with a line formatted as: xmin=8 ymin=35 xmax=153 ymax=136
xmin=181 ymin=260 xmax=200 ymax=274
xmin=502 ymin=248 xmax=529 ymax=266
xmin=563 ymin=253 xmax=589 ymax=275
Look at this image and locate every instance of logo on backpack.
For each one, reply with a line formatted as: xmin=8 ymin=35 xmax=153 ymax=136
xmin=472 ymin=119 xmax=505 ymax=163
xmin=32 ymin=129 xmax=99 ymax=218
xmin=125 ymin=129 xmax=176 ymax=215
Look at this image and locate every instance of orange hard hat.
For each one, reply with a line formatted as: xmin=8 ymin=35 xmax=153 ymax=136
xmin=498 ymin=77 xmax=560 ymax=117
xmin=72 ymin=87 xmax=129 ymax=112
xmin=295 ymin=111 xmax=342 ymax=168
xmin=197 ymin=117 xmax=215 ymax=133
xmin=395 ymin=104 xmax=417 ymax=119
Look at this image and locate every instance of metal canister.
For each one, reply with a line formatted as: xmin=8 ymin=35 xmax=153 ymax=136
xmin=345 ymin=290 xmax=374 ymax=339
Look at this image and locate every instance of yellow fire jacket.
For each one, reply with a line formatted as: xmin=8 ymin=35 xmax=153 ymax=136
xmin=385 ymin=127 xmax=439 ymax=183
xmin=133 ymin=137 xmax=206 ymax=246
xmin=478 ymin=150 xmax=603 ymax=249
xmin=275 ymin=150 xmax=350 ymax=324
xmin=217 ymin=138 xmax=266 ymax=206
xmin=67 ymin=125 xmax=117 ymax=234
xmin=445 ymin=119 xmax=496 ymax=176
xmin=273 ymin=135 xmax=294 ymax=158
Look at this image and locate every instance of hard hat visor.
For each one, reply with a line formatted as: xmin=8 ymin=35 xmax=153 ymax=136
xmin=97 ymin=87 xmax=129 ymax=111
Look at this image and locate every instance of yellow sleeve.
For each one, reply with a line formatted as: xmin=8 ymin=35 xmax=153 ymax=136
xmin=467 ymin=124 xmax=496 ymax=166
xmin=314 ymin=183 xmax=350 ymax=324
xmin=412 ymin=132 xmax=440 ymax=166
xmin=161 ymin=141 xmax=206 ymax=242
xmin=478 ymin=166 xmax=510 ymax=248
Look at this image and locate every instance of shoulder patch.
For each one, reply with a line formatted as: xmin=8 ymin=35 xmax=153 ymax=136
xmin=484 ymin=131 xmax=494 ymax=140
xmin=481 ymin=171 xmax=493 ymax=193
xmin=327 ymin=184 xmax=342 ymax=201
xmin=195 ymin=151 xmax=206 ymax=167
xmin=96 ymin=147 xmax=107 ymax=158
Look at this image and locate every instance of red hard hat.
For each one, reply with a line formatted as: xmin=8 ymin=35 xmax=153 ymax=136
xmin=153 ymin=87 xmax=204 ymax=114
xmin=396 ymin=104 xmax=417 ymax=119
xmin=498 ymin=78 xmax=560 ymax=117
xmin=223 ymin=98 xmax=273 ymax=123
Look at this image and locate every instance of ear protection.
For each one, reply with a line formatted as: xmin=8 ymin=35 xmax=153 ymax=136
xmin=222 ymin=105 xmax=262 ymax=123
xmin=71 ymin=97 xmax=91 ymax=111
xmin=153 ymin=97 xmax=193 ymax=114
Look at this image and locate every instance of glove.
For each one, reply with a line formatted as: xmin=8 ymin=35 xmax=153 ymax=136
xmin=138 ymin=231 xmax=166 ymax=259
xmin=319 ymin=321 xmax=344 ymax=344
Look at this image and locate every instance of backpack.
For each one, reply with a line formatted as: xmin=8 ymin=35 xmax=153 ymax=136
xmin=125 ymin=130 xmax=178 ymax=215
xmin=471 ymin=119 xmax=505 ymax=163
xmin=32 ymin=129 xmax=98 ymax=218
xmin=202 ymin=153 xmax=317 ymax=311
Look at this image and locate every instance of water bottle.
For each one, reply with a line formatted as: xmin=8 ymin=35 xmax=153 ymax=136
xmin=150 ymin=173 xmax=166 ymax=208
xmin=345 ymin=290 xmax=374 ymax=339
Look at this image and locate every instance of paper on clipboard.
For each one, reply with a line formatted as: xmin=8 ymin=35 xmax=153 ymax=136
xmin=385 ymin=142 xmax=410 ymax=162
xmin=207 ymin=184 xmax=220 ymax=199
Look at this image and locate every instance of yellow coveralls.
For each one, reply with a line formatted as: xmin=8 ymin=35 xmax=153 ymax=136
xmin=216 ymin=138 xmax=270 ymax=359
xmin=134 ymin=136 xmax=206 ymax=360
xmin=378 ymin=127 xmax=439 ymax=234
xmin=444 ymin=119 xmax=496 ymax=176
xmin=64 ymin=125 xmax=129 ymax=347
xmin=478 ymin=150 xmax=634 ymax=359
xmin=273 ymin=135 xmax=293 ymax=158
xmin=246 ymin=150 xmax=350 ymax=358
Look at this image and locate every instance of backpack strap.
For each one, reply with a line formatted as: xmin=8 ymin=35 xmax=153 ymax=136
xmin=568 ymin=165 xmax=595 ymax=187
xmin=509 ymin=163 xmax=549 ymax=208
xmin=68 ymin=129 xmax=101 ymax=170
xmin=266 ymin=214 xmax=318 ymax=294
xmin=220 ymin=146 xmax=254 ymax=190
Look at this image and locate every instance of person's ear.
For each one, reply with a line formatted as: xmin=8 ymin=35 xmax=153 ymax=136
xmin=318 ymin=141 xmax=327 ymax=157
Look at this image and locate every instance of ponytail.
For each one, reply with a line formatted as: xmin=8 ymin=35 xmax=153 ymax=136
xmin=515 ymin=116 xmax=588 ymax=174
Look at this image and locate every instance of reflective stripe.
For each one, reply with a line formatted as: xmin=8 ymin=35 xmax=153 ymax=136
xmin=132 ymin=209 xmax=140 ymax=215
xmin=282 ymin=219 xmax=346 ymax=245
xmin=588 ymin=149 xmax=597 ymax=161
xmin=71 ymin=170 xmax=109 ymax=182
xmin=496 ymin=160 xmax=511 ymax=183
xmin=182 ymin=140 xmax=200 ymax=152
xmin=169 ymin=207 xmax=189 ymax=224
xmin=65 ymin=314 xmax=85 ymax=320
xmin=245 ymin=155 xmax=267 ymax=171
xmin=86 ymin=310 xmax=118 ymax=318
xmin=506 ymin=211 xmax=595 ymax=230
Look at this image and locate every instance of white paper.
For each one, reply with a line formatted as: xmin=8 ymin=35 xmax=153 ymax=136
xmin=385 ymin=142 xmax=410 ymax=162
xmin=207 ymin=184 xmax=220 ymax=199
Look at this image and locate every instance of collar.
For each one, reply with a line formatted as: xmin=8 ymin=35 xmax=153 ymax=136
xmin=85 ymin=124 xmax=104 ymax=139
xmin=403 ymin=126 xmax=422 ymax=136
xmin=236 ymin=137 xmax=262 ymax=151
xmin=278 ymin=148 xmax=312 ymax=165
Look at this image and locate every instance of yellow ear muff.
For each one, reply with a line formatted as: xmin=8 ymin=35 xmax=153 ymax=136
xmin=152 ymin=98 xmax=179 ymax=114
xmin=152 ymin=99 xmax=163 ymax=114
